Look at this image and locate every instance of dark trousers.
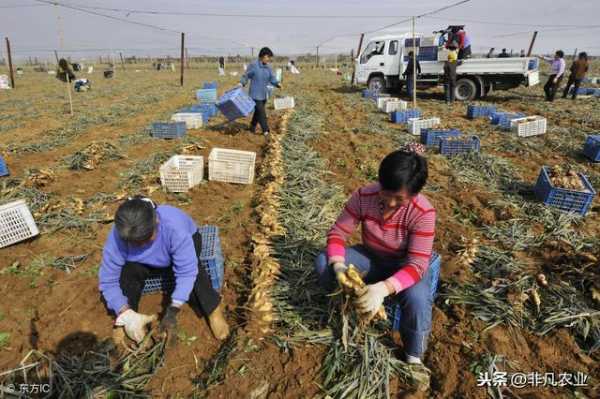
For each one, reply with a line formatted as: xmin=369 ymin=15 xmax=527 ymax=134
xmin=562 ymin=75 xmax=582 ymax=99
xmin=405 ymin=75 xmax=415 ymax=97
xmin=119 ymin=232 xmax=220 ymax=317
xmin=458 ymin=46 xmax=471 ymax=59
xmin=544 ymin=74 xmax=562 ymax=102
xmin=251 ymin=99 xmax=269 ymax=133
xmin=444 ymin=80 xmax=456 ymax=103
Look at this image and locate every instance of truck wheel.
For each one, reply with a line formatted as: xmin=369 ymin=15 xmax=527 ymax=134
xmin=368 ymin=76 xmax=385 ymax=93
xmin=455 ymin=78 xmax=478 ymax=101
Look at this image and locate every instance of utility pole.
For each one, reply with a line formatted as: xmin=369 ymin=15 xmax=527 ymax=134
xmin=526 ymin=31 xmax=538 ymax=57
xmin=351 ymin=33 xmax=365 ymax=86
xmin=411 ymin=17 xmax=417 ymax=108
xmin=316 ymin=46 xmax=320 ymax=67
xmin=180 ymin=32 xmax=185 ymax=87
xmin=5 ymin=38 xmax=15 ymax=89
xmin=119 ymin=52 xmax=126 ymax=70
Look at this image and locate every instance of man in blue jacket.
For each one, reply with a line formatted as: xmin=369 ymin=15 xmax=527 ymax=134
xmin=240 ymin=47 xmax=281 ymax=136
xmin=99 ymin=196 xmax=229 ymax=344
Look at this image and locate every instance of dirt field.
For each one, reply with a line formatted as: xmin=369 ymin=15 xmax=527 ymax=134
xmin=0 ymin=62 xmax=599 ymax=398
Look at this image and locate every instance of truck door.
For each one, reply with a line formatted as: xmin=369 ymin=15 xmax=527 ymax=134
xmin=358 ymin=40 xmax=386 ymax=81
xmin=386 ymin=40 xmax=400 ymax=77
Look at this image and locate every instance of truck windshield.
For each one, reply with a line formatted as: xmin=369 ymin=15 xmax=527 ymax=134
xmin=360 ymin=41 xmax=385 ymax=64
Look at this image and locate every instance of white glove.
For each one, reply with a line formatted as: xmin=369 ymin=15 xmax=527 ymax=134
xmin=356 ymin=281 xmax=391 ymax=317
xmin=115 ymin=309 xmax=157 ymax=343
xmin=332 ymin=262 xmax=348 ymax=285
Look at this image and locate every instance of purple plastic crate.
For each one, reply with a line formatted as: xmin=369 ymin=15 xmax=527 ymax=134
xmin=217 ymin=88 xmax=256 ymax=121
xmin=151 ymin=122 xmax=186 ymax=139
xmin=0 ymin=156 xmax=8 ymax=177
xmin=534 ymin=166 xmax=596 ymax=216
xmin=583 ymin=135 xmax=600 ymax=162
xmin=390 ymin=108 xmax=421 ymax=124
xmin=420 ymin=128 xmax=461 ymax=146
xmin=439 ymin=135 xmax=481 ymax=156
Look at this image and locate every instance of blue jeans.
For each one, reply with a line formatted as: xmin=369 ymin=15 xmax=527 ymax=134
xmin=314 ymin=245 xmax=433 ymax=358
xmin=406 ymin=76 xmax=415 ymax=97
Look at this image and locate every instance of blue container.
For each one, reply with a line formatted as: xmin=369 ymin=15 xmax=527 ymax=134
xmin=404 ymin=38 xmax=420 ymax=48
xmin=533 ymin=166 xmax=596 ymax=216
xmin=141 ymin=225 xmax=224 ymax=294
xmin=196 ymin=88 xmax=218 ymax=103
xmin=386 ymin=252 xmax=441 ymax=332
xmin=493 ymin=112 xmax=526 ymax=127
xmin=467 ymin=105 xmax=497 ymax=119
xmin=362 ymin=89 xmax=378 ymax=100
xmin=390 ymin=108 xmax=421 ymax=124
xmin=420 ymin=128 xmax=461 ymax=146
xmin=583 ymin=135 xmax=600 ymax=162
xmin=151 ymin=122 xmax=187 ymax=139
xmin=0 ymin=156 xmax=9 ymax=177
xmin=203 ymin=81 xmax=217 ymax=89
xmin=403 ymin=46 xmax=438 ymax=62
xmin=439 ymin=135 xmax=481 ymax=157
xmin=217 ymin=88 xmax=256 ymax=121
xmin=528 ymin=59 xmax=539 ymax=70
xmin=180 ymin=103 xmax=219 ymax=122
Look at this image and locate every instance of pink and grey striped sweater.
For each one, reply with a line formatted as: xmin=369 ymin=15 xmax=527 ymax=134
xmin=327 ymin=183 xmax=436 ymax=293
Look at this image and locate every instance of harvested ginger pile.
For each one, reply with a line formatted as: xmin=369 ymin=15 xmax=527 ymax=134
xmin=548 ymin=166 xmax=588 ymax=192
xmin=337 ymin=265 xmax=387 ymax=323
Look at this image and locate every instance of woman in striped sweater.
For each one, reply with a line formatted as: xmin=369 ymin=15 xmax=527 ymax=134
xmin=315 ymin=149 xmax=436 ymax=365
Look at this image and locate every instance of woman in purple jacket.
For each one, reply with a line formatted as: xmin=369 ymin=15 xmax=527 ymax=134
xmin=98 ymin=196 xmax=229 ymax=344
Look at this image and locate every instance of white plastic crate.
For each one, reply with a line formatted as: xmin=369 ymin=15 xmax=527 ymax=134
xmin=159 ymin=155 xmax=204 ymax=193
xmin=208 ymin=148 xmax=256 ymax=185
xmin=408 ymin=117 xmax=441 ymax=135
xmin=274 ymin=97 xmax=295 ymax=110
xmin=377 ymin=97 xmax=394 ymax=110
xmin=510 ymin=116 xmax=547 ymax=137
xmin=384 ymin=100 xmax=408 ymax=113
xmin=0 ymin=200 xmax=39 ymax=248
xmin=171 ymin=113 xmax=203 ymax=129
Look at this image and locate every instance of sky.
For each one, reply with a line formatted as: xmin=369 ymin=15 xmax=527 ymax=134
xmin=1 ymin=0 xmax=599 ymax=61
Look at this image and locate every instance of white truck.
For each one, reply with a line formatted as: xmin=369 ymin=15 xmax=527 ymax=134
xmin=355 ymin=31 xmax=540 ymax=101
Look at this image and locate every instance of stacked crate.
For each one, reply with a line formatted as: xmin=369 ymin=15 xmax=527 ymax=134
xmin=384 ymin=100 xmax=407 ymax=113
xmin=217 ymin=88 xmax=256 ymax=121
xmin=390 ymin=108 xmax=421 ymax=124
xmin=408 ymin=117 xmax=441 ymax=136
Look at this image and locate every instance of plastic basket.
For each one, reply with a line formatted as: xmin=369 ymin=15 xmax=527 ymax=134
xmin=390 ymin=108 xmax=422 ymax=124
xmin=583 ymin=135 xmax=600 ymax=162
xmin=383 ymin=100 xmax=407 ymax=113
xmin=159 ymin=155 xmax=204 ymax=193
xmin=362 ymin=89 xmax=378 ymax=100
xmin=203 ymin=81 xmax=217 ymax=89
xmin=511 ymin=116 xmax=547 ymax=137
xmin=274 ymin=97 xmax=295 ymax=110
xmin=0 ymin=200 xmax=39 ymax=248
xmin=151 ymin=122 xmax=186 ymax=139
xmin=171 ymin=113 xmax=203 ymax=129
xmin=439 ymin=135 xmax=481 ymax=156
xmin=533 ymin=166 xmax=596 ymax=216
xmin=141 ymin=225 xmax=224 ymax=294
xmin=467 ymin=105 xmax=497 ymax=119
xmin=208 ymin=148 xmax=256 ymax=184
xmin=377 ymin=97 xmax=397 ymax=110
xmin=178 ymin=104 xmax=218 ymax=123
xmin=0 ymin=156 xmax=9 ymax=177
xmin=387 ymin=252 xmax=441 ymax=332
xmin=420 ymin=128 xmax=461 ymax=146
xmin=408 ymin=117 xmax=441 ymax=136
xmin=217 ymin=88 xmax=256 ymax=121
xmin=490 ymin=112 xmax=525 ymax=126
xmin=196 ymin=88 xmax=218 ymax=103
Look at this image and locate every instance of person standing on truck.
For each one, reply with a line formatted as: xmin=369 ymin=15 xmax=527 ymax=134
xmin=498 ymin=49 xmax=510 ymax=58
xmin=403 ymin=51 xmax=422 ymax=98
xmin=457 ymin=27 xmax=472 ymax=59
xmin=538 ymin=50 xmax=566 ymax=102
xmin=562 ymin=52 xmax=589 ymax=100
xmin=443 ymin=51 xmax=458 ymax=104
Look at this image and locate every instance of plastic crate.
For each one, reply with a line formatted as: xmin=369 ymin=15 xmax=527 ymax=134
xmin=274 ymin=96 xmax=295 ymax=110
xmin=439 ymin=135 xmax=481 ymax=157
xmin=141 ymin=225 xmax=224 ymax=294
xmin=511 ymin=116 xmax=547 ymax=137
xmin=390 ymin=108 xmax=422 ymax=124
xmin=203 ymin=81 xmax=217 ymax=89
xmin=528 ymin=58 xmax=539 ymax=70
xmin=362 ymin=89 xmax=378 ymax=100
xmin=217 ymin=88 xmax=256 ymax=121
xmin=159 ymin=155 xmax=204 ymax=193
xmin=583 ymin=135 xmax=600 ymax=162
xmin=387 ymin=252 xmax=441 ymax=332
xmin=408 ymin=117 xmax=441 ymax=136
xmin=0 ymin=156 xmax=8 ymax=177
xmin=178 ymin=104 xmax=218 ymax=123
xmin=171 ymin=113 xmax=203 ymax=129
xmin=151 ymin=122 xmax=186 ymax=139
xmin=533 ymin=166 xmax=596 ymax=216
xmin=383 ymin=100 xmax=407 ymax=113
xmin=420 ymin=128 xmax=461 ymax=146
xmin=0 ymin=200 xmax=39 ymax=248
xmin=208 ymin=148 xmax=256 ymax=184
xmin=467 ymin=105 xmax=497 ymax=119
xmin=491 ymin=112 xmax=525 ymax=126
xmin=196 ymin=88 xmax=218 ymax=103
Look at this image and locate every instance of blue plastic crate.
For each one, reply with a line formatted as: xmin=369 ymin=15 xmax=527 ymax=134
xmin=196 ymin=88 xmax=218 ymax=103
xmin=533 ymin=166 xmax=596 ymax=216
xmin=141 ymin=225 xmax=224 ymax=295
xmin=528 ymin=58 xmax=539 ymax=71
xmin=420 ymin=128 xmax=461 ymax=146
xmin=203 ymin=81 xmax=217 ymax=89
xmin=403 ymin=46 xmax=438 ymax=62
xmin=179 ymin=103 xmax=218 ymax=122
xmin=439 ymin=135 xmax=481 ymax=157
xmin=386 ymin=252 xmax=441 ymax=332
xmin=151 ymin=122 xmax=186 ymax=139
xmin=362 ymin=89 xmax=378 ymax=100
xmin=0 ymin=156 xmax=8 ymax=177
xmin=583 ymin=135 xmax=600 ymax=162
xmin=217 ymin=88 xmax=256 ymax=121
xmin=467 ymin=105 xmax=497 ymax=119
xmin=390 ymin=108 xmax=421 ymax=124
xmin=490 ymin=112 xmax=525 ymax=126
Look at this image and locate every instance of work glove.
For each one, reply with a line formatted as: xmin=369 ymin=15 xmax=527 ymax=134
xmin=355 ymin=281 xmax=391 ymax=318
xmin=115 ymin=309 xmax=157 ymax=344
xmin=159 ymin=306 xmax=180 ymax=346
xmin=332 ymin=262 xmax=348 ymax=285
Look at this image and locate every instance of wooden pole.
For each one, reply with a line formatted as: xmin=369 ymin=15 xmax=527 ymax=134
xmin=66 ymin=73 xmax=73 ymax=115
xmin=526 ymin=31 xmax=538 ymax=57
xmin=412 ymin=17 xmax=417 ymax=108
xmin=351 ymin=33 xmax=365 ymax=86
xmin=119 ymin=52 xmax=126 ymax=70
xmin=316 ymin=46 xmax=319 ymax=67
xmin=180 ymin=32 xmax=185 ymax=87
xmin=5 ymin=38 xmax=15 ymax=89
